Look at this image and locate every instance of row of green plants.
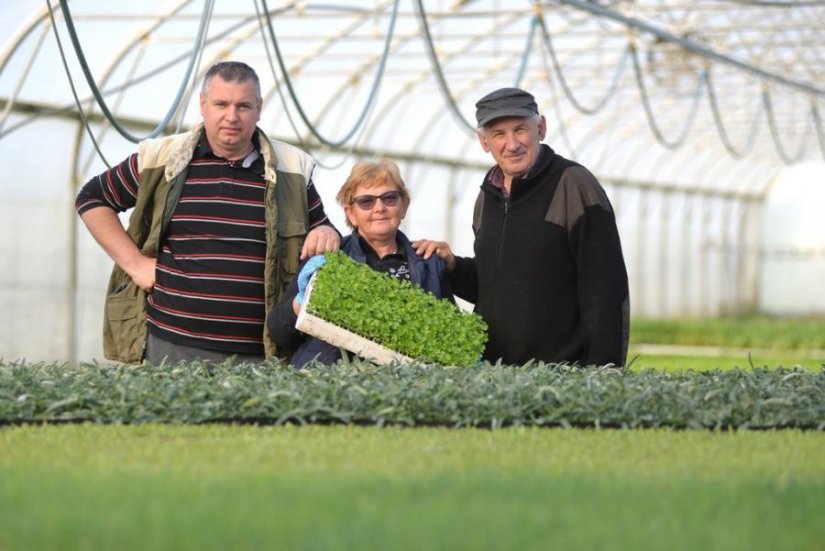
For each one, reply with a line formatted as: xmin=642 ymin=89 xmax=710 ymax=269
xmin=307 ymin=251 xmax=487 ymax=366
xmin=630 ymin=315 xmax=825 ymax=350
xmin=2 ymin=360 xmax=822 ymax=429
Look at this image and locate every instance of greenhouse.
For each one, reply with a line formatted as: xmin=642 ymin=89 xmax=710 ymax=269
xmin=1 ymin=0 xmax=823 ymax=362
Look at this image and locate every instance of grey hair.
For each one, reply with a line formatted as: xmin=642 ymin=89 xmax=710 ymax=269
xmin=201 ymin=61 xmax=261 ymax=99
xmin=479 ymin=113 xmax=542 ymax=130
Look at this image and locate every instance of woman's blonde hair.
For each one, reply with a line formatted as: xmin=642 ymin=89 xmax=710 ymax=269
xmin=336 ymin=159 xmax=411 ymax=228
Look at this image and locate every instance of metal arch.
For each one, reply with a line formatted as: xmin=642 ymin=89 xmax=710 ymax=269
xmin=309 ymin=0 xmax=524 ymax=146
xmin=744 ymin=159 xmax=784 ymax=202
xmin=0 ymin=4 xmax=53 ymax=76
xmin=403 ymin=49 xmax=523 ymax=163
xmin=614 ymin=132 xmax=658 ymax=185
xmin=567 ymin=81 xmax=632 ymax=176
xmin=445 ymin=136 xmax=486 ymax=244
xmin=72 ymin=0 xmax=199 ymax=173
xmin=647 ymin=139 xmax=685 ymax=187
xmin=0 ymin=21 xmax=50 ymax=132
xmin=254 ymin=1 xmax=492 ymax=158
xmin=200 ymin=5 xmax=373 ymax=148
xmin=533 ymin=9 xmax=629 ymax=117
xmin=0 ymin=5 xmax=65 ymax=135
xmin=306 ymin=1 xmax=434 ymax=154
xmin=3 ymin=0 xmax=816 ymax=177
xmin=553 ymin=0 xmax=825 ymax=96
xmin=669 ymin=149 xmax=712 ymax=193
xmin=272 ymin=2 xmax=393 ymax=77
xmin=78 ymin=42 xmax=152 ymax=177
xmin=258 ymin=0 xmax=402 ymax=147
xmin=55 ymin=0 xmax=214 ymax=142
xmin=346 ymin=8 xmax=529 ymax=166
xmin=699 ymin=150 xmax=742 ymax=199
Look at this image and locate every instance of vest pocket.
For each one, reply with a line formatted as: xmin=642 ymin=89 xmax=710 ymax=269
xmin=277 ymin=220 xmax=307 ymax=290
xmin=104 ymin=280 xmax=145 ymax=362
xmin=277 ymin=220 xmax=307 ymax=237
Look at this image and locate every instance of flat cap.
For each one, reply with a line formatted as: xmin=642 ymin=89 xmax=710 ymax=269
xmin=475 ymin=87 xmax=539 ymax=127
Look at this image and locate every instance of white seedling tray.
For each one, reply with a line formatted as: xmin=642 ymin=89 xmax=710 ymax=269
xmin=295 ymin=274 xmax=414 ymax=365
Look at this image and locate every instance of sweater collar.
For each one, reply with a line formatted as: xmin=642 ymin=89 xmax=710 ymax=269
xmin=165 ymin=124 xmax=269 ymax=181
xmin=484 ymin=144 xmax=555 ymax=199
xmin=195 ymin=129 xmax=262 ymax=168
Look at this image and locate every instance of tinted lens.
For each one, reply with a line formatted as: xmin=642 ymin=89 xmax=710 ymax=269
xmin=353 ymin=191 xmax=400 ymax=210
xmin=379 ymin=191 xmax=400 ymax=206
xmin=354 ymin=195 xmax=377 ymax=209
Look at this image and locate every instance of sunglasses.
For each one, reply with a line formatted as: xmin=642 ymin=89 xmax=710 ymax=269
xmin=351 ymin=190 xmax=401 ymax=210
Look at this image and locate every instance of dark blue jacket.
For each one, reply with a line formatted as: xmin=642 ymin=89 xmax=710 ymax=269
xmin=269 ymin=229 xmax=453 ymax=368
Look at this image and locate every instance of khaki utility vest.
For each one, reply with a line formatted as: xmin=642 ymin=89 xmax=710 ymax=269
xmin=102 ymin=125 xmax=312 ymax=362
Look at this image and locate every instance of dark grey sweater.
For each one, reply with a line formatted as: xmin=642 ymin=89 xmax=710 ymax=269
xmin=450 ymin=145 xmax=629 ymax=366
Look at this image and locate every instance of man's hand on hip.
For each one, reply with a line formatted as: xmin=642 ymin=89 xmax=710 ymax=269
xmin=126 ymin=254 xmax=157 ymax=293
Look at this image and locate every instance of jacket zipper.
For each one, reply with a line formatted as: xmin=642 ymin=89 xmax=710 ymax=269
xmin=496 ymin=199 xmax=509 ymax=267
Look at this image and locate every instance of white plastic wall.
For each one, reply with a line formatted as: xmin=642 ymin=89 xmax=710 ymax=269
xmin=758 ymin=163 xmax=825 ymax=315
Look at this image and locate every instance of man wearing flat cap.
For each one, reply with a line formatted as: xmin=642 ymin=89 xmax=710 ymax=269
xmin=416 ymin=87 xmax=629 ymax=366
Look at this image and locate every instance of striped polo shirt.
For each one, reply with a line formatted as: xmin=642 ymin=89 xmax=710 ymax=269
xmin=76 ymin=132 xmax=329 ymax=355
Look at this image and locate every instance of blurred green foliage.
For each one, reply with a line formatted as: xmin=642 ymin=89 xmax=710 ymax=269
xmin=630 ymin=315 xmax=825 ymax=350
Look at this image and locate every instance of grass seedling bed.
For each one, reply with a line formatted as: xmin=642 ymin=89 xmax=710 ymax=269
xmin=2 ymin=361 xmax=823 ymax=430
xmin=2 ymin=425 xmax=824 ymax=551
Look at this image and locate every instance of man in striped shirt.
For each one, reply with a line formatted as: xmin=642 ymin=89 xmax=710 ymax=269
xmin=76 ymin=61 xmax=339 ymax=364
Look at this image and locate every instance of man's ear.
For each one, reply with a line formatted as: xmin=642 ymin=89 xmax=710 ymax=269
xmin=199 ymin=93 xmax=207 ymax=117
xmin=538 ymin=115 xmax=547 ymax=141
xmin=477 ymin=130 xmax=490 ymax=153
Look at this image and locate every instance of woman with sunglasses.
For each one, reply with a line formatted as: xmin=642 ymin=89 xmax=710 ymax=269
xmin=269 ymin=158 xmax=454 ymax=367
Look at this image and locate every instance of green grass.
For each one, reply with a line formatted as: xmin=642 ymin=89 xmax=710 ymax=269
xmin=1 ymin=424 xmax=823 ymax=550
xmin=628 ymin=353 xmax=824 ymax=372
xmin=629 ymin=315 xmax=825 ymax=372
xmin=630 ymin=315 xmax=825 ymax=350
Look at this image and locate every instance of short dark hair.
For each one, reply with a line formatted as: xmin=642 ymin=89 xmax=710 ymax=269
xmin=201 ymin=61 xmax=261 ymax=99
